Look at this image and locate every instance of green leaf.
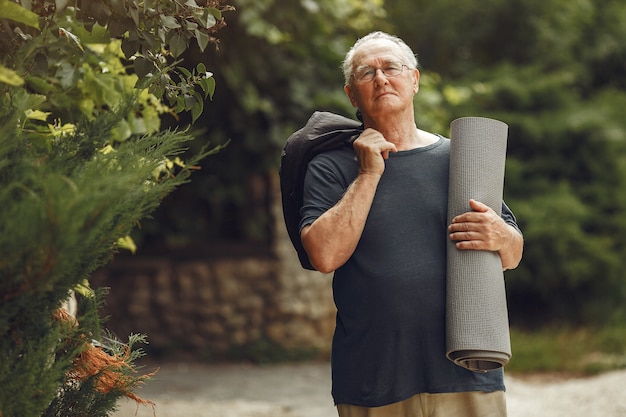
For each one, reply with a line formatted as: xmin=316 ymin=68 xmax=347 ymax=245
xmin=194 ymin=29 xmax=210 ymax=52
xmin=108 ymin=17 xmax=134 ymax=37
xmin=175 ymin=95 xmax=185 ymax=113
xmin=24 ymin=109 xmax=50 ymax=122
xmin=157 ymin=26 xmax=166 ymax=43
xmin=177 ymin=66 xmax=192 ymax=78
xmin=133 ymin=57 xmax=156 ymax=78
xmin=197 ymin=9 xmax=217 ymax=29
xmin=25 ymin=76 xmax=53 ymax=93
xmin=0 ymin=66 xmax=24 ymax=87
xmin=185 ymin=21 xmax=198 ymax=31
xmin=148 ymin=81 xmax=164 ymax=99
xmin=207 ymin=7 xmax=222 ymax=20
xmin=196 ymin=63 xmax=207 ymax=74
xmin=129 ymin=5 xmax=140 ymax=26
xmin=109 ymin=0 xmax=127 ymax=15
xmin=200 ymin=76 xmax=216 ymax=100
xmin=169 ymin=33 xmax=187 ymax=58
xmin=0 ymin=0 xmax=40 ymax=29
xmin=160 ymin=15 xmax=181 ymax=29
xmin=74 ymin=279 xmax=96 ymax=298
xmin=191 ymin=95 xmax=203 ymax=122
xmin=121 ymin=39 xmax=140 ymax=58
xmin=117 ymin=236 xmax=138 ymax=254
xmin=183 ymin=93 xmax=195 ymax=110
xmin=81 ymin=1 xmax=112 ymax=26
xmin=12 ymin=90 xmax=47 ymax=113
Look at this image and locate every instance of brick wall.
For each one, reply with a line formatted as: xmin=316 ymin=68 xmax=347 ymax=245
xmin=92 ymin=177 xmax=336 ymax=360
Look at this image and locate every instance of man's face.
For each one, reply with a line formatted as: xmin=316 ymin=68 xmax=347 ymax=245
xmin=345 ymin=39 xmax=420 ymax=120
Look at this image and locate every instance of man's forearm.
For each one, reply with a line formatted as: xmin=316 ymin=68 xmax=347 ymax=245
xmin=499 ymin=224 xmax=524 ymax=271
xmin=301 ymin=173 xmax=380 ymax=273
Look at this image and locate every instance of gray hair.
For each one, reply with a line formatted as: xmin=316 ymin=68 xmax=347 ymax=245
xmin=342 ymin=31 xmax=418 ymax=86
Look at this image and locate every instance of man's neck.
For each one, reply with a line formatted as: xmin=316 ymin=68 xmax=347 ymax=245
xmin=364 ymin=114 xmax=438 ymax=151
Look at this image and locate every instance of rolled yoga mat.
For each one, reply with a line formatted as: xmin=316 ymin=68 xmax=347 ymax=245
xmin=446 ymin=117 xmax=511 ymax=372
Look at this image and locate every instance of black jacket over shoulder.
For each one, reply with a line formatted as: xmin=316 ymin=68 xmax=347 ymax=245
xmin=279 ymin=111 xmax=363 ymax=270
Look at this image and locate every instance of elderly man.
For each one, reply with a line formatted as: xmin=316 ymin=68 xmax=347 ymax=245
xmin=298 ymin=31 xmax=523 ymax=417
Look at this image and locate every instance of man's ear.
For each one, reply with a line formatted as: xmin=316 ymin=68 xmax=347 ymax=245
xmin=413 ymin=68 xmax=420 ymax=94
xmin=345 ymin=84 xmax=358 ymax=107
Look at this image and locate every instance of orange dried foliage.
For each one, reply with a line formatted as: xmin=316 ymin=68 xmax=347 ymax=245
xmin=53 ymin=308 xmax=159 ymax=413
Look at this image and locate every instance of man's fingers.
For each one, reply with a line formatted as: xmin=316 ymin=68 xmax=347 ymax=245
xmin=454 ymin=240 xmax=483 ymax=250
xmin=448 ymin=220 xmax=484 ymax=233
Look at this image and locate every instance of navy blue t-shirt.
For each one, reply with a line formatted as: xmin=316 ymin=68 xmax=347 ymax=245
xmin=300 ymin=137 xmax=516 ymax=407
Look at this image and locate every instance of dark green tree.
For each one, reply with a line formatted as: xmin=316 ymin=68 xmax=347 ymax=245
xmin=388 ymin=0 xmax=626 ymax=325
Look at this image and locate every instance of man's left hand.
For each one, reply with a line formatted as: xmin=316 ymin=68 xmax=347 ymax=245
xmin=448 ymin=199 xmax=523 ymax=270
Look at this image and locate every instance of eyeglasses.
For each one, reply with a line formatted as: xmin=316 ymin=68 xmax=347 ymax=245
xmin=351 ymin=61 xmax=410 ymax=83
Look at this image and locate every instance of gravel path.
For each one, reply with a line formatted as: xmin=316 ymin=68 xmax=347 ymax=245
xmin=113 ymin=362 xmax=626 ymax=417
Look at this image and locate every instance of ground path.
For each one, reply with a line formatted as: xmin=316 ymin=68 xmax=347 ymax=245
xmin=113 ymin=362 xmax=626 ymax=417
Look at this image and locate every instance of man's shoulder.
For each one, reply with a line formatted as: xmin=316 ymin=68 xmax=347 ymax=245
xmin=278 ymin=111 xmax=362 ymax=271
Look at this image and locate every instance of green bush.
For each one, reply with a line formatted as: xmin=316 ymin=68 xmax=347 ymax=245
xmin=0 ymin=1 xmax=231 ymax=415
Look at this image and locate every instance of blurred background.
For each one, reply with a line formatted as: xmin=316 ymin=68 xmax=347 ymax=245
xmin=93 ymin=0 xmax=626 ymax=375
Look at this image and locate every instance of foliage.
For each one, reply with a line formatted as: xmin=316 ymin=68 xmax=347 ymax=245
xmin=42 ymin=327 xmax=156 ymax=417
xmin=0 ymin=0 xmax=231 ymax=125
xmin=0 ymin=93 xmax=222 ymax=415
xmin=133 ymin=0 xmax=387 ymax=248
xmin=388 ymin=0 xmax=626 ymax=326
xmin=0 ymin=1 xmax=231 ymax=415
xmin=508 ymin=324 xmax=626 ymax=375
xmin=431 ymin=64 xmax=626 ymax=313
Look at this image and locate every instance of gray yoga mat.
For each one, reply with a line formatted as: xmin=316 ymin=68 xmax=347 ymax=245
xmin=446 ymin=117 xmax=511 ymax=372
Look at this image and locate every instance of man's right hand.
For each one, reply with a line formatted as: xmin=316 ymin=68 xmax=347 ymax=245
xmin=353 ymin=128 xmax=397 ymax=177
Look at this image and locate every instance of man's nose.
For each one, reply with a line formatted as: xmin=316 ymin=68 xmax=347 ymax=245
xmin=373 ymin=68 xmax=389 ymax=85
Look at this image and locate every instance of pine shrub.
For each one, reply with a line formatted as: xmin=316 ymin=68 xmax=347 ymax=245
xmin=0 ymin=97 xmax=219 ymax=416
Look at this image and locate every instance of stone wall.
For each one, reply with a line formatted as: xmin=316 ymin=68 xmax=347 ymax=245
xmin=92 ymin=176 xmax=336 ymax=360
